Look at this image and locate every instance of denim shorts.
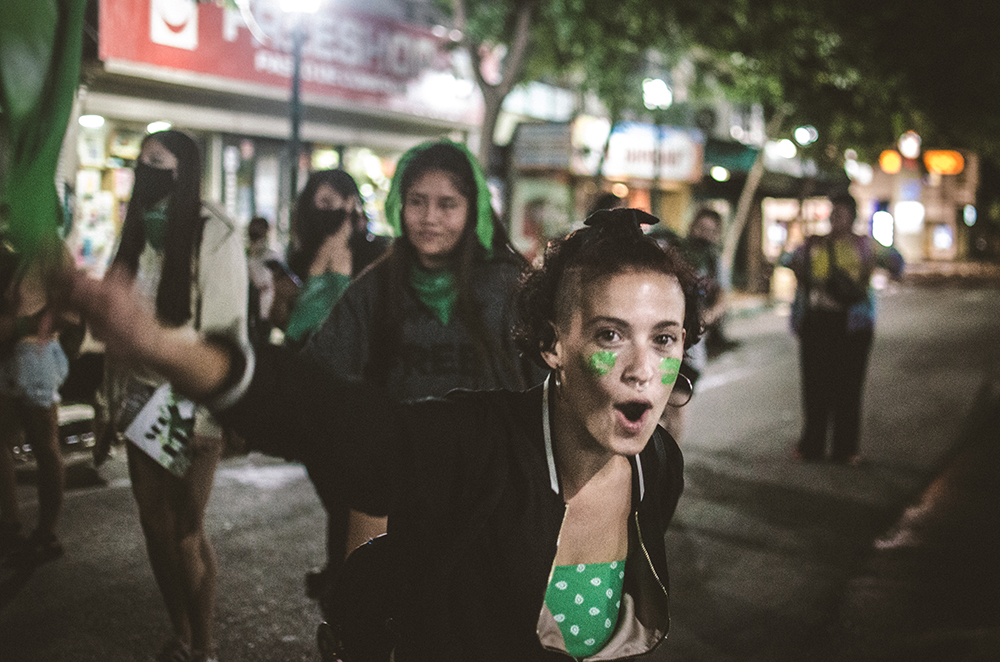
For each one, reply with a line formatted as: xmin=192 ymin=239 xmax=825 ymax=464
xmin=0 ymin=339 xmax=70 ymax=407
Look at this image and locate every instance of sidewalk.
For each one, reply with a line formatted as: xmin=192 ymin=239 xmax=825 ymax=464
xmin=832 ymin=377 xmax=1000 ymax=661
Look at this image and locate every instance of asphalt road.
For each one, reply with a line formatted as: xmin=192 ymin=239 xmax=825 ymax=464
xmin=2 ymin=282 xmax=998 ymax=661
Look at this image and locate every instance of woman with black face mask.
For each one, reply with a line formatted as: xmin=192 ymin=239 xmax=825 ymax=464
xmin=97 ymin=130 xmax=248 ymax=662
xmin=280 ymin=169 xmax=389 ymax=346
xmin=277 ymin=169 xmax=390 ymax=598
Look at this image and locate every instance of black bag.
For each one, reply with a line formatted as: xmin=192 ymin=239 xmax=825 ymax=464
xmin=825 ymin=239 xmax=867 ymax=306
xmin=318 ymin=534 xmax=399 ymax=662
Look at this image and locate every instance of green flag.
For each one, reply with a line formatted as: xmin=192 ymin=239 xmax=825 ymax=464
xmin=0 ymin=0 xmax=86 ymax=255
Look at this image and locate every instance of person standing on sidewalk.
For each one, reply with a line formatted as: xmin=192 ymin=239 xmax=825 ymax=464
xmin=98 ymin=130 xmax=247 ymax=662
xmin=0 ymin=222 xmax=75 ymax=565
xmin=780 ymin=193 xmax=903 ymax=464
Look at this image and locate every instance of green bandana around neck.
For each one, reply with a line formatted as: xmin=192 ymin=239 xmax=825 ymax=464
xmin=384 ymin=140 xmax=494 ymax=257
xmin=410 ymin=264 xmax=457 ymax=326
xmin=143 ymin=203 xmax=169 ymax=251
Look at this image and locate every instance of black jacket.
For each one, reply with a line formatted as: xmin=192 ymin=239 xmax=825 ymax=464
xmin=218 ymin=345 xmax=684 ymax=661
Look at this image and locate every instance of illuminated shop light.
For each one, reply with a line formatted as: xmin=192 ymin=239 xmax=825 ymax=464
xmin=898 ymin=131 xmax=921 ymax=159
xmin=611 ymin=182 xmax=629 ymax=198
xmin=709 ymin=166 xmax=730 ymax=182
xmin=923 ymin=150 xmax=965 ymax=175
xmin=893 ymin=201 xmax=925 ymax=234
xmin=776 ymin=139 xmax=797 ymax=159
xmin=78 ymin=114 xmax=105 ymax=129
xmin=879 ymin=150 xmax=902 ymax=174
xmin=932 ymin=225 xmax=953 ymax=250
xmin=872 ymin=210 xmax=894 ymax=247
xmin=642 ymin=78 xmax=672 ymax=110
xmin=793 ymin=125 xmax=818 ymax=146
xmin=147 ymin=121 xmax=172 ymax=133
xmin=964 ymin=204 xmax=977 ymax=227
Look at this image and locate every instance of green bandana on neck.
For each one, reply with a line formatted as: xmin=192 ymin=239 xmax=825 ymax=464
xmin=410 ymin=264 xmax=457 ymax=326
xmin=143 ymin=203 xmax=169 ymax=251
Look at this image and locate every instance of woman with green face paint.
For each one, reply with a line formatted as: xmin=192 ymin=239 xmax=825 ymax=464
xmin=72 ymin=207 xmax=702 ymax=660
xmin=98 ymin=130 xmax=247 ymax=662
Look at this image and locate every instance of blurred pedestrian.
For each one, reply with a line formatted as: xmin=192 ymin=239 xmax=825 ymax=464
xmin=280 ymin=169 xmax=389 ymax=348
xmin=98 ymin=129 xmax=247 ymax=662
xmin=71 ymin=207 xmax=697 ymax=661
xmin=274 ymin=169 xmax=391 ymax=597
xmin=297 ymin=140 xmax=542 ymax=598
xmin=683 ymin=208 xmax=733 ymax=356
xmin=0 ymin=222 xmax=75 ymax=565
xmin=659 ymin=207 xmax=728 ymax=440
xmin=780 ymin=193 xmax=903 ymax=464
xmin=245 ymin=216 xmax=280 ymax=346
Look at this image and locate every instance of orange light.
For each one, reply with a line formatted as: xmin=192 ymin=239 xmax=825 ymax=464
xmin=879 ymin=150 xmax=902 ymax=174
xmin=923 ymin=150 xmax=964 ymax=175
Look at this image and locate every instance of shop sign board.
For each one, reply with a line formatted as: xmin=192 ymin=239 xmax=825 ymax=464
xmin=98 ymin=0 xmax=483 ymax=126
xmin=569 ymin=119 xmax=704 ymax=182
xmin=516 ymin=119 xmax=704 ymax=183
xmin=513 ymin=123 xmax=574 ymax=170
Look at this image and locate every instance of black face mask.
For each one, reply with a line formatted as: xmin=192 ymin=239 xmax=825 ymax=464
xmin=132 ymin=161 xmax=177 ymax=207
xmin=310 ymin=208 xmax=349 ymax=237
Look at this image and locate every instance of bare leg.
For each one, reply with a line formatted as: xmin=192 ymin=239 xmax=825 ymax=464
xmin=128 ymin=443 xmax=193 ymax=646
xmin=21 ymin=403 xmax=63 ymax=537
xmin=173 ymin=435 xmax=221 ymax=657
xmin=0 ymin=395 xmax=24 ymax=531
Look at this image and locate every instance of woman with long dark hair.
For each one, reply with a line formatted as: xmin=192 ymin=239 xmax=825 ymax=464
xmin=279 ymin=169 xmax=389 ymax=346
xmin=73 ymin=207 xmax=698 ymax=660
xmin=101 ymin=130 xmax=247 ymax=662
xmin=296 ymin=140 xmax=540 ymax=596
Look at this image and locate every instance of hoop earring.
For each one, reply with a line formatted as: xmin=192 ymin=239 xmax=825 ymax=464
xmin=667 ymin=372 xmax=694 ymax=407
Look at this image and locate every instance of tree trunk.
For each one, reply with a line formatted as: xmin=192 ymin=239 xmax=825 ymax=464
xmin=720 ymin=105 xmax=790 ymax=289
xmin=453 ymin=0 xmax=538 ymax=172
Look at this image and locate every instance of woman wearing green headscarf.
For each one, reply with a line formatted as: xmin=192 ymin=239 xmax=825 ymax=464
xmin=296 ymin=140 xmax=542 ymax=595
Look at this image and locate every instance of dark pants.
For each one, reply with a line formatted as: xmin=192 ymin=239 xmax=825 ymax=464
xmin=797 ymin=311 xmax=873 ymax=460
xmin=306 ymin=459 xmax=349 ymax=577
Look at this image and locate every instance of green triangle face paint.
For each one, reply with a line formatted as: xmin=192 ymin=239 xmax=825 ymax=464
xmin=587 ymin=351 xmax=617 ymax=376
xmin=660 ymin=357 xmax=681 ymax=385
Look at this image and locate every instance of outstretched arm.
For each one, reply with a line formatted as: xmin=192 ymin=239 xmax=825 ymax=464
xmin=70 ymin=270 xmax=235 ymax=401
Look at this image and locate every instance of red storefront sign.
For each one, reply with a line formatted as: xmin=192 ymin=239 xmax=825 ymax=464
xmin=98 ymin=0 xmax=482 ymax=125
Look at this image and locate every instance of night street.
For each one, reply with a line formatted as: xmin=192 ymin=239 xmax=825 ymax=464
xmin=2 ymin=281 xmax=998 ymax=662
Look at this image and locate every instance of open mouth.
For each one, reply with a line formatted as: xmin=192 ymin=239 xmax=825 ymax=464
xmin=616 ymin=401 xmax=652 ymax=423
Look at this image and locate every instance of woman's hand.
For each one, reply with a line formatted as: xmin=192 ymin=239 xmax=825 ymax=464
xmin=69 ymin=269 xmax=233 ymax=401
xmin=309 ymin=219 xmax=353 ymax=277
xmin=69 ymin=268 xmax=162 ymax=363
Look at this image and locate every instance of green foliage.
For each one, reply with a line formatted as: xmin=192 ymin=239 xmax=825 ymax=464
xmin=674 ymin=0 xmax=1000 ymax=165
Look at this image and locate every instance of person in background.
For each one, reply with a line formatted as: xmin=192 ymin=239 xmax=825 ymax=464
xmin=0 ymin=223 xmax=75 ymax=565
xmin=70 ymin=207 xmax=699 ymax=661
xmin=780 ymin=192 xmax=903 ymax=464
xmin=297 ymin=140 xmax=542 ymax=598
xmin=98 ymin=130 xmax=247 ymax=662
xmin=683 ymin=208 xmax=732 ymax=356
xmin=270 ymin=169 xmax=391 ymax=598
xmin=245 ymin=216 xmax=280 ymax=347
xmin=280 ymin=169 xmax=390 ymax=348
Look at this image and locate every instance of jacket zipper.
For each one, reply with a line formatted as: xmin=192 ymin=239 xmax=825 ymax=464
xmin=634 ymin=510 xmax=668 ymax=600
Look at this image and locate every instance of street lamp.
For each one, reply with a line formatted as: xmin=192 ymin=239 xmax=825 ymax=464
xmin=642 ymin=77 xmax=672 ymax=216
xmin=281 ymin=0 xmax=321 ymax=207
